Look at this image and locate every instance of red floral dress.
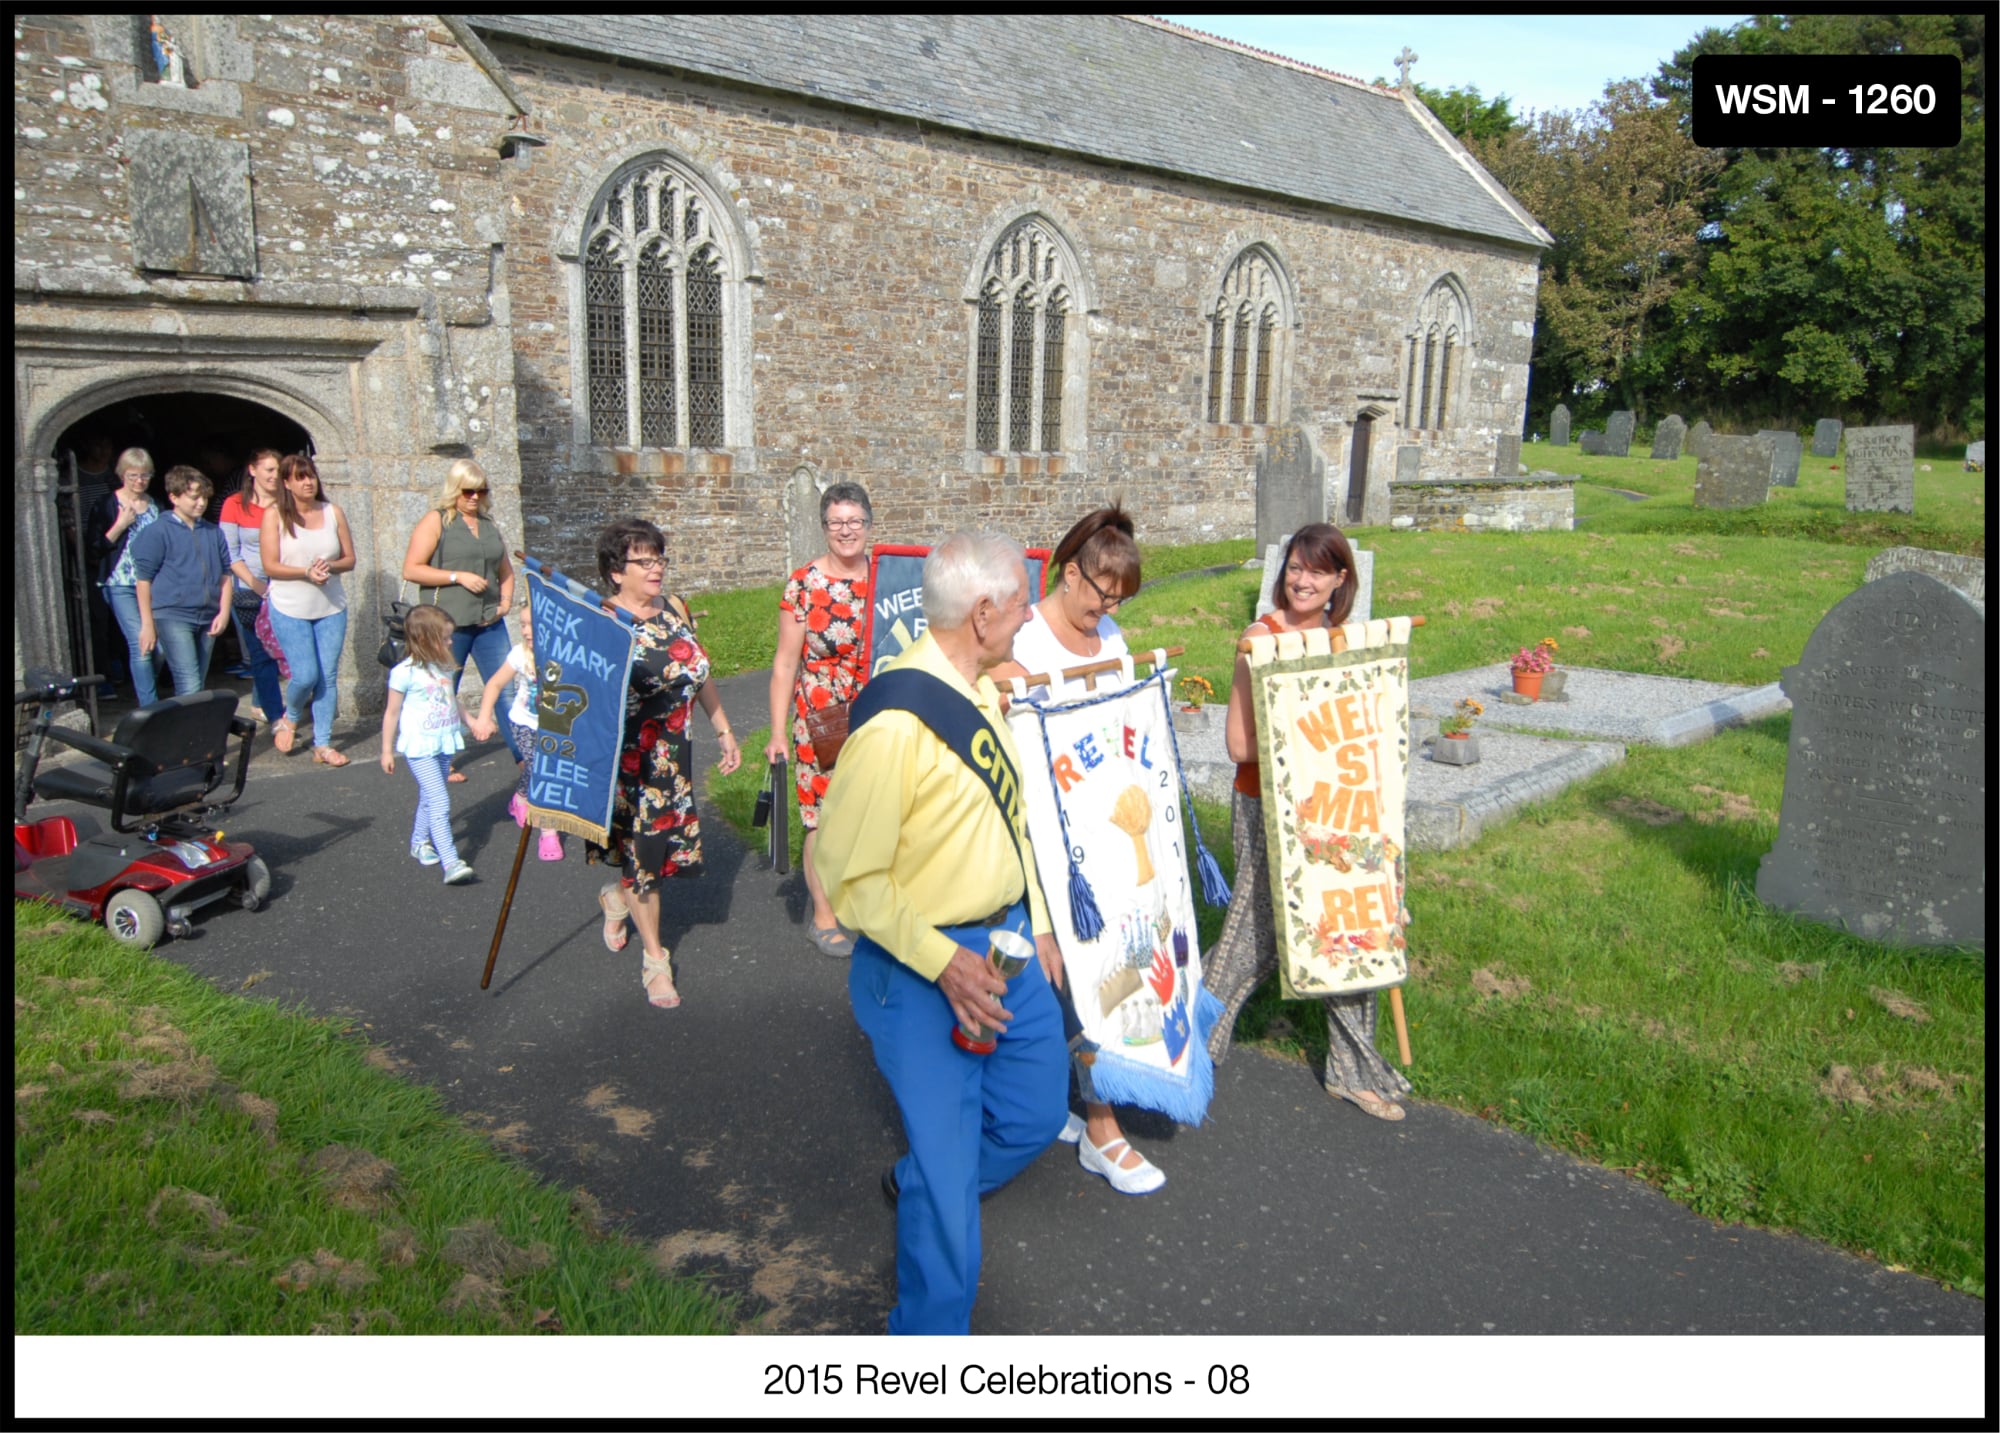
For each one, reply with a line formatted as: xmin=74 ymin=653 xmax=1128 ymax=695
xmin=586 ymin=600 xmax=710 ymax=895
xmin=781 ymin=562 xmax=869 ymax=829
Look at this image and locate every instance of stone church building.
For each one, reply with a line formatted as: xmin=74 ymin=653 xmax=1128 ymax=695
xmin=14 ymin=14 xmax=1547 ymax=711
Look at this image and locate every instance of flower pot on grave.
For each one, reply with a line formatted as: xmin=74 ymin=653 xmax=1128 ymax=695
xmin=1432 ymin=732 xmax=1481 ymax=765
xmin=1173 ymin=704 xmax=1213 ymax=737
xmin=1510 ymin=669 xmax=1544 ymax=700
xmin=1540 ymin=668 xmax=1566 ymax=700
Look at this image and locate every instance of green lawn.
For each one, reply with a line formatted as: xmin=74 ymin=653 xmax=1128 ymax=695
xmin=13 ymin=908 xmax=739 ymax=1334
xmin=711 ymin=472 xmax=1987 ymax=1295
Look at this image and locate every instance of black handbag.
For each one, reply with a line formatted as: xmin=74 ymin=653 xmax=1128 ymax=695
xmin=376 ymin=582 xmax=422 ymax=668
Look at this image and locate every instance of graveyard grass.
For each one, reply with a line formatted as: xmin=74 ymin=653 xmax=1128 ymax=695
xmin=708 ymin=456 xmax=1986 ymax=1296
xmin=13 ymin=907 xmax=740 ymax=1335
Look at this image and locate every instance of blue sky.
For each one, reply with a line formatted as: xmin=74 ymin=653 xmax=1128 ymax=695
xmin=1158 ymin=14 xmax=1753 ymax=118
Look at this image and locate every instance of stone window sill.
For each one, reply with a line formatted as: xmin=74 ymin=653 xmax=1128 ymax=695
xmin=966 ymin=453 xmax=1071 ymax=477
xmin=110 ymin=74 xmax=242 ymax=117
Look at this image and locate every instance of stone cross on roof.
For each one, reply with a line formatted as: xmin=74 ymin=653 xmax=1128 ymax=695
xmin=1395 ymin=46 xmax=1419 ymax=89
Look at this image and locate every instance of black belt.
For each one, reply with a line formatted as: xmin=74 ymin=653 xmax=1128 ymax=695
xmin=972 ymin=904 xmax=1012 ymax=927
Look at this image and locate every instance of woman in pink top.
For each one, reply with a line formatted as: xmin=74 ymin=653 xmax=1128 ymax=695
xmin=219 ymin=447 xmax=286 ymax=726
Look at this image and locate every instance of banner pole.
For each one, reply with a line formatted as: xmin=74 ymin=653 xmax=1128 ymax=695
xmin=1388 ymin=987 xmax=1413 ymax=1066
xmin=480 ymin=820 xmax=534 ymax=989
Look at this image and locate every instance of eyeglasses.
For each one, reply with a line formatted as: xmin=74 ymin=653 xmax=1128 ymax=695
xmin=1079 ymin=569 xmax=1128 ymax=611
xmin=624 ymin=554 xmax=667 ymax=570
xmin=458 ymin=486 xmax=487 ymax=496
xmin=824 ymin=519 xmax=870 ymax=534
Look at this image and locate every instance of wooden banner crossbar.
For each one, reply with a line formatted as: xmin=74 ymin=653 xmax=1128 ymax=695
xmin=1015 ymin=645 xmax=1186 ymax=693
xmin=1234 ymin=614 xmax=1426 ymax=655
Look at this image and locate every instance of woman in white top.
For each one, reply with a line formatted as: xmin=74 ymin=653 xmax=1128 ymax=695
xmin=259 ymin=453 xmax=357 ymax=765
xmin=991 ymin=505 xmax=1167 ymax=1195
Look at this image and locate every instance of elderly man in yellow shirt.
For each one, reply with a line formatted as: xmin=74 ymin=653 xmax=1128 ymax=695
xmin=815 ymin=530 xmax=1070 ymax=1336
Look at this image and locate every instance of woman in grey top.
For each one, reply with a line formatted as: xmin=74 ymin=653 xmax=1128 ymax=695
xmin=400 ymin=458 xmax=519 ymax=779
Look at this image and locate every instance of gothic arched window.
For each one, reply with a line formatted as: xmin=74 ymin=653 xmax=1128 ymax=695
xmin=1406 ymin=277 xmax=1470 ymax=432
xmin=970 ymin=217 xmax=1080 ymax=453
xmin=582 ymin=159 xmax=732 ymax=449
xmin=1205 ymin=246 xmax=1293 ymax=427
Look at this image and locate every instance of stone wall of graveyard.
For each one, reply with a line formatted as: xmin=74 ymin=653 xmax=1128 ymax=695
xmin=1387 ymin=476 xmax=1574 ymax=533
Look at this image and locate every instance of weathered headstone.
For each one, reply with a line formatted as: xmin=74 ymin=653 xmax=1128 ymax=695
xmin=1395 ymin=445 xmax=1421 ymax=483
xmin=1756 ymin=572 xmax=1985 ymax=949
xmin=1604 ymin=411 xmax=1635 ymax=457
xmin=1965 ymin=439 xmax=1985 ymax=472
xmin=1650 ymin=415 xmax=1687 ymax=461
xmin=1494 ymin=433 xmax=1521 ymax=478
xmin=786 ymin=466 xmax=826 ymax=572
xmin=1844 ymin=424 xmax=1915 ymax=513
xmin=1694 ymin=435 xmax=1773 ymax=509
xmin=1758 ymin=428 xmax=1803 ymax=487
xmin=1687 ymin=420 xmax=1714 ymax=459
xmin=1811 ymin=418 xmax=1843 ymax=458
xmin=1864 ymin=546 xmax=1986 ymax=606
xmin=1578 ymin=430 xmax=1607 ymax=456
xmin=1253 ymin=425 xmax=1326 ymax=554
xmin=1549 ymin=404 xmax=1571 ymax=447
xmin=1256 ymin=538 xmax=1373 ymax=621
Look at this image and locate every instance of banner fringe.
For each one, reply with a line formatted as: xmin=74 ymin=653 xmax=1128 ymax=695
xmin=525 ymin=807 xmax=609 ymax=845
xmin=1086 ymin=988 xmax=1226 ymax=1127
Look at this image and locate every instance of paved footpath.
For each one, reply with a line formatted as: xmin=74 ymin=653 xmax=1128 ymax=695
xmin=90 ymin=669 xmax=1983 ymax=1335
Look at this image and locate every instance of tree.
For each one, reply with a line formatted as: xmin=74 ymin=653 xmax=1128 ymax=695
xmin=1407 ymin=81 xmax=1519 ymax=143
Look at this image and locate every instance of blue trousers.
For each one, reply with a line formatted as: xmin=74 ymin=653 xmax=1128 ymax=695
xmin=233 ymin=597 xmax=286 ymax=723
xmin=451 ymin=618 xmax=522 ymax=762
xmin=103 ymin=584 xmax=164 ymax=707
xmin=405 ymin=751 xmax=462 ymax=869
xmin=151 ymin=619 xmax=216 ymax=697
xmin=849 ymin=904 xmax=1067 ymax=1335
xmin=267 ymin=605 xmax=348 ymax=749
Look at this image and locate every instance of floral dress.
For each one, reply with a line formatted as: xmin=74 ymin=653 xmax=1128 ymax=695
xmin=781 ymin=562 xmax=869 ymax=829
xmin=586 ymin=600 xmax=711 ymax=895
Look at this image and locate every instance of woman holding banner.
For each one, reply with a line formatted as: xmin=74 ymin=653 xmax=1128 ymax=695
xmin=763 ymin=482 xmax=873 ymax=957
xmin=589 ymin=518 xmax=742 ymax=1008
xmin=1212 ymin=522 xmax=1411 ymax=1120
xmin=992 ymin=505 xmax=1167 ymax=1193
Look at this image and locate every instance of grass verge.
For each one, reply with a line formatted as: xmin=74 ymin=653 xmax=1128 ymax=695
xmin=13 ymin=905 xmax=739 ymax=1334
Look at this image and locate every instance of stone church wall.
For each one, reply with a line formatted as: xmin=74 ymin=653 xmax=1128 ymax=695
xmin=490 ymin=43 xmax=1539 ymax=590
xmin=14 ymin=16 xmax=526 ymax=714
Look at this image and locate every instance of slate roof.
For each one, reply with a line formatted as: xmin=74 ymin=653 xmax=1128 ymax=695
xmin=464 ymin=13 xmax=1550 ymax=250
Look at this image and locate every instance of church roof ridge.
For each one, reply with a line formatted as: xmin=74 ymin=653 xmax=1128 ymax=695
xmin=1126 ymin=16 xmax=1388 ymax=97
xmin=464 ymin=14 xmax=1548 ymax=250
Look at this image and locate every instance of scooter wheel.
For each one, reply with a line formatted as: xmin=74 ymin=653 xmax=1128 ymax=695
xmin=105 ymin=889 xmax=166 ymax=948
xmin=238 ymin=856 xmax=272 ymax=912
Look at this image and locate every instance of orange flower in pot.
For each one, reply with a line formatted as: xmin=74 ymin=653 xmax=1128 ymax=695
xmin=1509 ymin=638 xmax=1557 ymax=699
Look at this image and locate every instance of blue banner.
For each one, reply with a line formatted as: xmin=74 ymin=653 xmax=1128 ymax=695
xmin=520 ymin=562 xmax=636 ymax=845
xmin=863 ymin=544 xmax=1049 ymax=678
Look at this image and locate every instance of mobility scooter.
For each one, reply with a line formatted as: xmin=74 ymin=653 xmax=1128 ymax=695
xmin=14 ymin=670 xmax=270 ymax=946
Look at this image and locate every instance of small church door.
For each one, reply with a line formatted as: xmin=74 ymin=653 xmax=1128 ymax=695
xmin=1345 ymin=416 xmax=1373 ymax=525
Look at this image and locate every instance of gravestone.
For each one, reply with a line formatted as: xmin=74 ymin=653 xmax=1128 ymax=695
xmin=1650 ymin=415 xmax=1687 ymax=461
xmin=1549 ymin=404 xmax=1571 ymax=447
xmin=1254 ymin=425 xmax=1327 ymax=554
xmin=128 ymin=131 xmax=258 ymax=278
xmin=1756 ymin=572 xmax=1984 ymax=949
xmin=1687 ymin=420 xmax=1714 ymax=459
xmin=1757 ymin=429 xmax=1803 ymax=487
xmin=1255 ymin=538 xmax=1373 ymax=622
xmin=1494 ymin=433 xmax=1521 ymax=478
xmin=787 ymin=466 xmax=826 ymax=573
xmin=1578 ymin=430 xmax=1607 ymax=456
xmin=1395 ymin=445 xmax=1421 ymax=484
xmin=1844 ymin=424 xmax=1915 ymax=513
xmin=1811 ymin=418 xmax=1843 ymax=458
xmin=1604 ymin=411 xmax=1635 ymax=457
xmin=1864 ymin=546 xmax=1986 ymax=606
xmin=1965 ymin=439 xmax=1985 ymax=471
xmin=1693 ymin=435 xmax=1773 ymax=509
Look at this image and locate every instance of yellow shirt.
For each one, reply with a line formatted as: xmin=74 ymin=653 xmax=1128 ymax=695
xmin=815 ymin=631 xmax=1052 ymax=980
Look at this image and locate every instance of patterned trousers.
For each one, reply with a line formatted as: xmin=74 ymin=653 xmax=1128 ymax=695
xmin=1203 ymin=790 xmax=1410 ymax=1101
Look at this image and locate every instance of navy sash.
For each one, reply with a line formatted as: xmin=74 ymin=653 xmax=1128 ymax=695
xmin=848 ymin=666 xmax=1034 ymax=903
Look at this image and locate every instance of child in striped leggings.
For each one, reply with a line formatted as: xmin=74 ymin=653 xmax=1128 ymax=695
xmin=380 ymin=605 xmax=475 ymax=885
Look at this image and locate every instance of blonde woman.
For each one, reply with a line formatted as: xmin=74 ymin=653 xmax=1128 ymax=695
xmin=401 ymin=458 xmax=518 ymax=780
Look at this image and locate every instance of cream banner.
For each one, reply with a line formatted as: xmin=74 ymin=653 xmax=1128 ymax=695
xmin=1247 ymin=619 xmax=1413 ymax=998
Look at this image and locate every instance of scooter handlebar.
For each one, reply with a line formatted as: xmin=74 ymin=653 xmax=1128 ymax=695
xmin=14 ymin=672 xmax=108 ymax=706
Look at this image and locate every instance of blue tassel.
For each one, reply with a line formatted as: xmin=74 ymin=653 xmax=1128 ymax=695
xmin=1068 ymin=864 xmax=1104 ymax=942
xmin=1195 ymin=839 xmax=1231 ymax=910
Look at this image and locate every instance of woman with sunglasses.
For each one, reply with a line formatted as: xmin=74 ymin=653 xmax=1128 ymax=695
xmin=990 ymin=505 xmax=1166 ymax=1195
xmin=260 ymin=454 xmax=357 ymax=765
xmin=590 ymin=518 xmax=742 ymax=1007
xmin=764 ymin=482 xmax=874 ymax=957
xmin=401 ymin=458 xmax=519 ymax=782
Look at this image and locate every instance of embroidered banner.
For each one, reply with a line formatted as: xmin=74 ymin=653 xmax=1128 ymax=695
xmin=1007 ymin=665 xmax=1227 ymax=1125
xmin=1247 ymin=619 xmax=1413 ymax=998
xmin=520 ymin=561 xmax=637 ymax=845
xmin=862 ymin=544 xmax=1051 ymax=678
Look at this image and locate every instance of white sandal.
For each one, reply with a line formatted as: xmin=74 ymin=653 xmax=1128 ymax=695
xmin=640 ymin=949 xmax=679 ymax=1009
xmin=1077 ymin=1132 xmax=1166 ymax=1195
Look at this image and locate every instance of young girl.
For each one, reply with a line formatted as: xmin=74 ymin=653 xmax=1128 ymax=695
xmin=470 ymin=600 xmax=565 ymax=861
xmin=380 ymin=605 xmax=476 ymax=885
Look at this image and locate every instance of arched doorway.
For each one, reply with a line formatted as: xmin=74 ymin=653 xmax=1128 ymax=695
xmin=52 ymin=393 xmax=310 ymax=725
